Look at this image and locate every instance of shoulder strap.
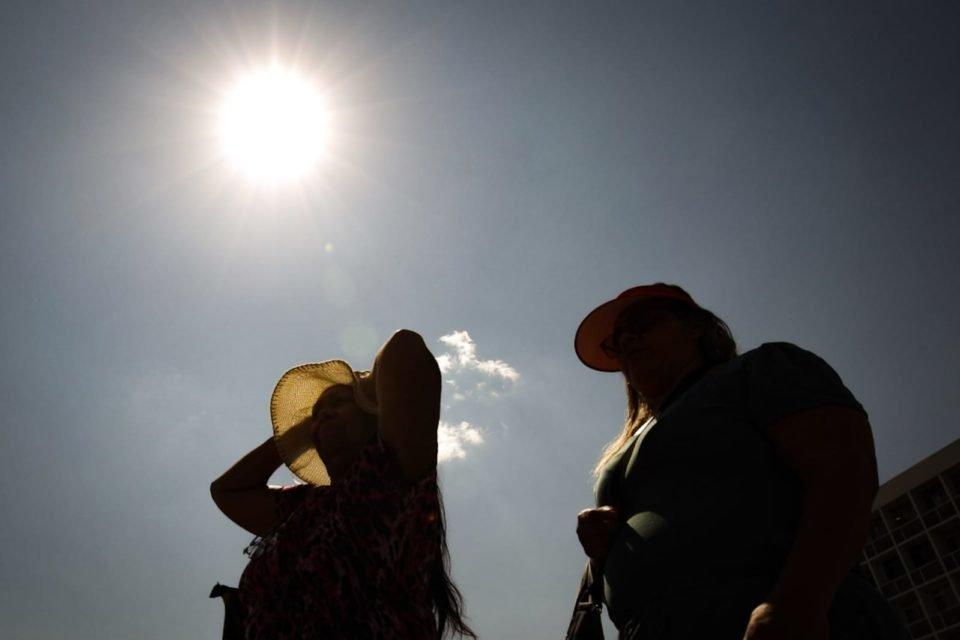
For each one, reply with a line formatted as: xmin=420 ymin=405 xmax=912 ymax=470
xmin=584 ymin=560 xmax=603 ymax=605
xmin=565 ymin=561 xmax=604 ymax=640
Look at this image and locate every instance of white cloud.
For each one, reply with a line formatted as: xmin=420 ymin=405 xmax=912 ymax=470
xmin=436 ymin=331 xmax=519 ymax=404
xmin=432 ymin=331 xmax=516 ymax=462
xmin=436 ymin=353 xmax=454 ymax=373
xmin=438 ymin=330 xmax=519 ymax=382
xmin=438 ymin=420 xmax=484 ymax=463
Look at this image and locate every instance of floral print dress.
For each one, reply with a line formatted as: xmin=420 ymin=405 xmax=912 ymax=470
xmin=238 ymin=437 xmax=440 ymax=639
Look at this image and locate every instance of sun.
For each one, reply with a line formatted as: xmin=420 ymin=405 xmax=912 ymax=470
xmin=218 ymin=65 xmax=329 ymax=184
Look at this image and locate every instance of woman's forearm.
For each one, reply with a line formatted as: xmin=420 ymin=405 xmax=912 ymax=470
xmin=764 ymin=407 xmax=878 ymax=617
xmin=767 ymin=469 xmax=874 ymax=614
xmin=211 ymin=437 xmax=282 ymax=492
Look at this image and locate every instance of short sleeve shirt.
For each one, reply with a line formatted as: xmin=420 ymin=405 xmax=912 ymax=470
xmin=594 ymin=342 xmax=865 ymax=629
xmin=238 ymin=437 xmax=440 ymax=640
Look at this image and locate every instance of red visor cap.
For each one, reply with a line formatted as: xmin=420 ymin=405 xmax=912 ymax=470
xmin=574 ymin=283 xmax=702 ymax=372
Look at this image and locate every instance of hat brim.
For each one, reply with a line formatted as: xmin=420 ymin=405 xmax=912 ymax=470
xmin=577 ymin=284 xmax=704 ymax=372
xmin=575 ymin=298 xmax=649 ymax=372
xmin=270 ymin=360 xmax=361 ymax=486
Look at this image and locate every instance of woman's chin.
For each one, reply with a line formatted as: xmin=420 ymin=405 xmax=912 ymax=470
xmin=625 ymin=360 xmax=663 ymax=387
xmin=312 ymin=440 xmax=335 ymax=464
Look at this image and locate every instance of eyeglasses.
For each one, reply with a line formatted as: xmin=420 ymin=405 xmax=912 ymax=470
xmin=600 ymin=310 xmax=675 ymax=359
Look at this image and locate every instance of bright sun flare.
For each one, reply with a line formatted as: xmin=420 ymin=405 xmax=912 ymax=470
xmin=218 ymin=66 xmax=328 ymax=184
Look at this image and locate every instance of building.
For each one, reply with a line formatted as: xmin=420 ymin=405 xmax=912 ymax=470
xmin=860 ymin=438 xmax=960 ymax=639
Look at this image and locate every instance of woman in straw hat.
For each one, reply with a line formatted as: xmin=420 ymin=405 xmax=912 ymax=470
xmin=210 ymin=329 xmax=476 ymax=639
xmin=570 ymin=284 xmax=905 ymax=640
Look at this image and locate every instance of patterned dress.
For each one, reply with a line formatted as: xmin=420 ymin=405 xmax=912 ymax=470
xmin=238 ymin=437 xmax=440 ymax=639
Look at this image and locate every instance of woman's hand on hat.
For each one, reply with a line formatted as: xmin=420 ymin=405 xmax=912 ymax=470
xmin=355 ymin=370 xmax=378 ymax=408
xmin=576 ymin=506 xmax=620 ymax=561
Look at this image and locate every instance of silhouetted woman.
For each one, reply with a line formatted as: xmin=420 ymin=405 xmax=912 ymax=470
xmin=573 ymin=284 xmax=905 ymax=639
xmin=211 ymin=330 xmax=476 ymax=639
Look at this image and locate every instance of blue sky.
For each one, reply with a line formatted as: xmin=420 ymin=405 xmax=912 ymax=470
xmin=2 ymin=1 xmax=959 ymax=638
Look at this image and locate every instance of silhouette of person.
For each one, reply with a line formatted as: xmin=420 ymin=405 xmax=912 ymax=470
xmin=573 ymin=284 xmax=906 ymax=639
xmin=210 ymin=330 xmax=475 ymax=639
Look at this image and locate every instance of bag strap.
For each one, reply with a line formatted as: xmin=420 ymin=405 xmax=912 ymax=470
xmin=583 ymin=560 xmax=603 ymax=610
xmin=565 ymin=560 xmax=604 ymax=639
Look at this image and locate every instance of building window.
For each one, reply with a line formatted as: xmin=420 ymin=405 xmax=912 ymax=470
xmin=945 ymin=466 xmax=960 ymax=496
xmin=880 ymin=554 xmax=906 ymax=581
xmin=898 ymin=598 xmax=924 ymax=623
xmin=914 ymin=481 xmax=948 ymax=512
xmin=922 ymin=580 xmax=959 ymax=614
xmin=932 ymin=588 xmax=951 ymax=612
xmin=906 ymin=540 xmax=937 ymax=568
xmin=884 ymin=497 xmax=917 ymax=527
xmin=869 ymin=515 xmax=887 ymax=541
xmin=942 ymin=529 xmax=960 ymax=554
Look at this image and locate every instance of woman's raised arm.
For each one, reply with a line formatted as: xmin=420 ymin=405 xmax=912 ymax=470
xmin=210 ymin=437 xmax=286 ymax=536
xmin=368 ymin=329 xmax=441 ymax=480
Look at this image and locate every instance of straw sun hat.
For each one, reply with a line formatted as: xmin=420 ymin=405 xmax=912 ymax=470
xmin=271 ymin=360 xmax=378 ymax=486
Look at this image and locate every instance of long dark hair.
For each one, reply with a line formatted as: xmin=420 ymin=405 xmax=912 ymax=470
xmin=432 ymin=488 xmax=477 ymax=639
xmin=350 ymin=391 xmax=475 ymax=638
xmin=592 ymin=299 xmax=738 ymax=477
